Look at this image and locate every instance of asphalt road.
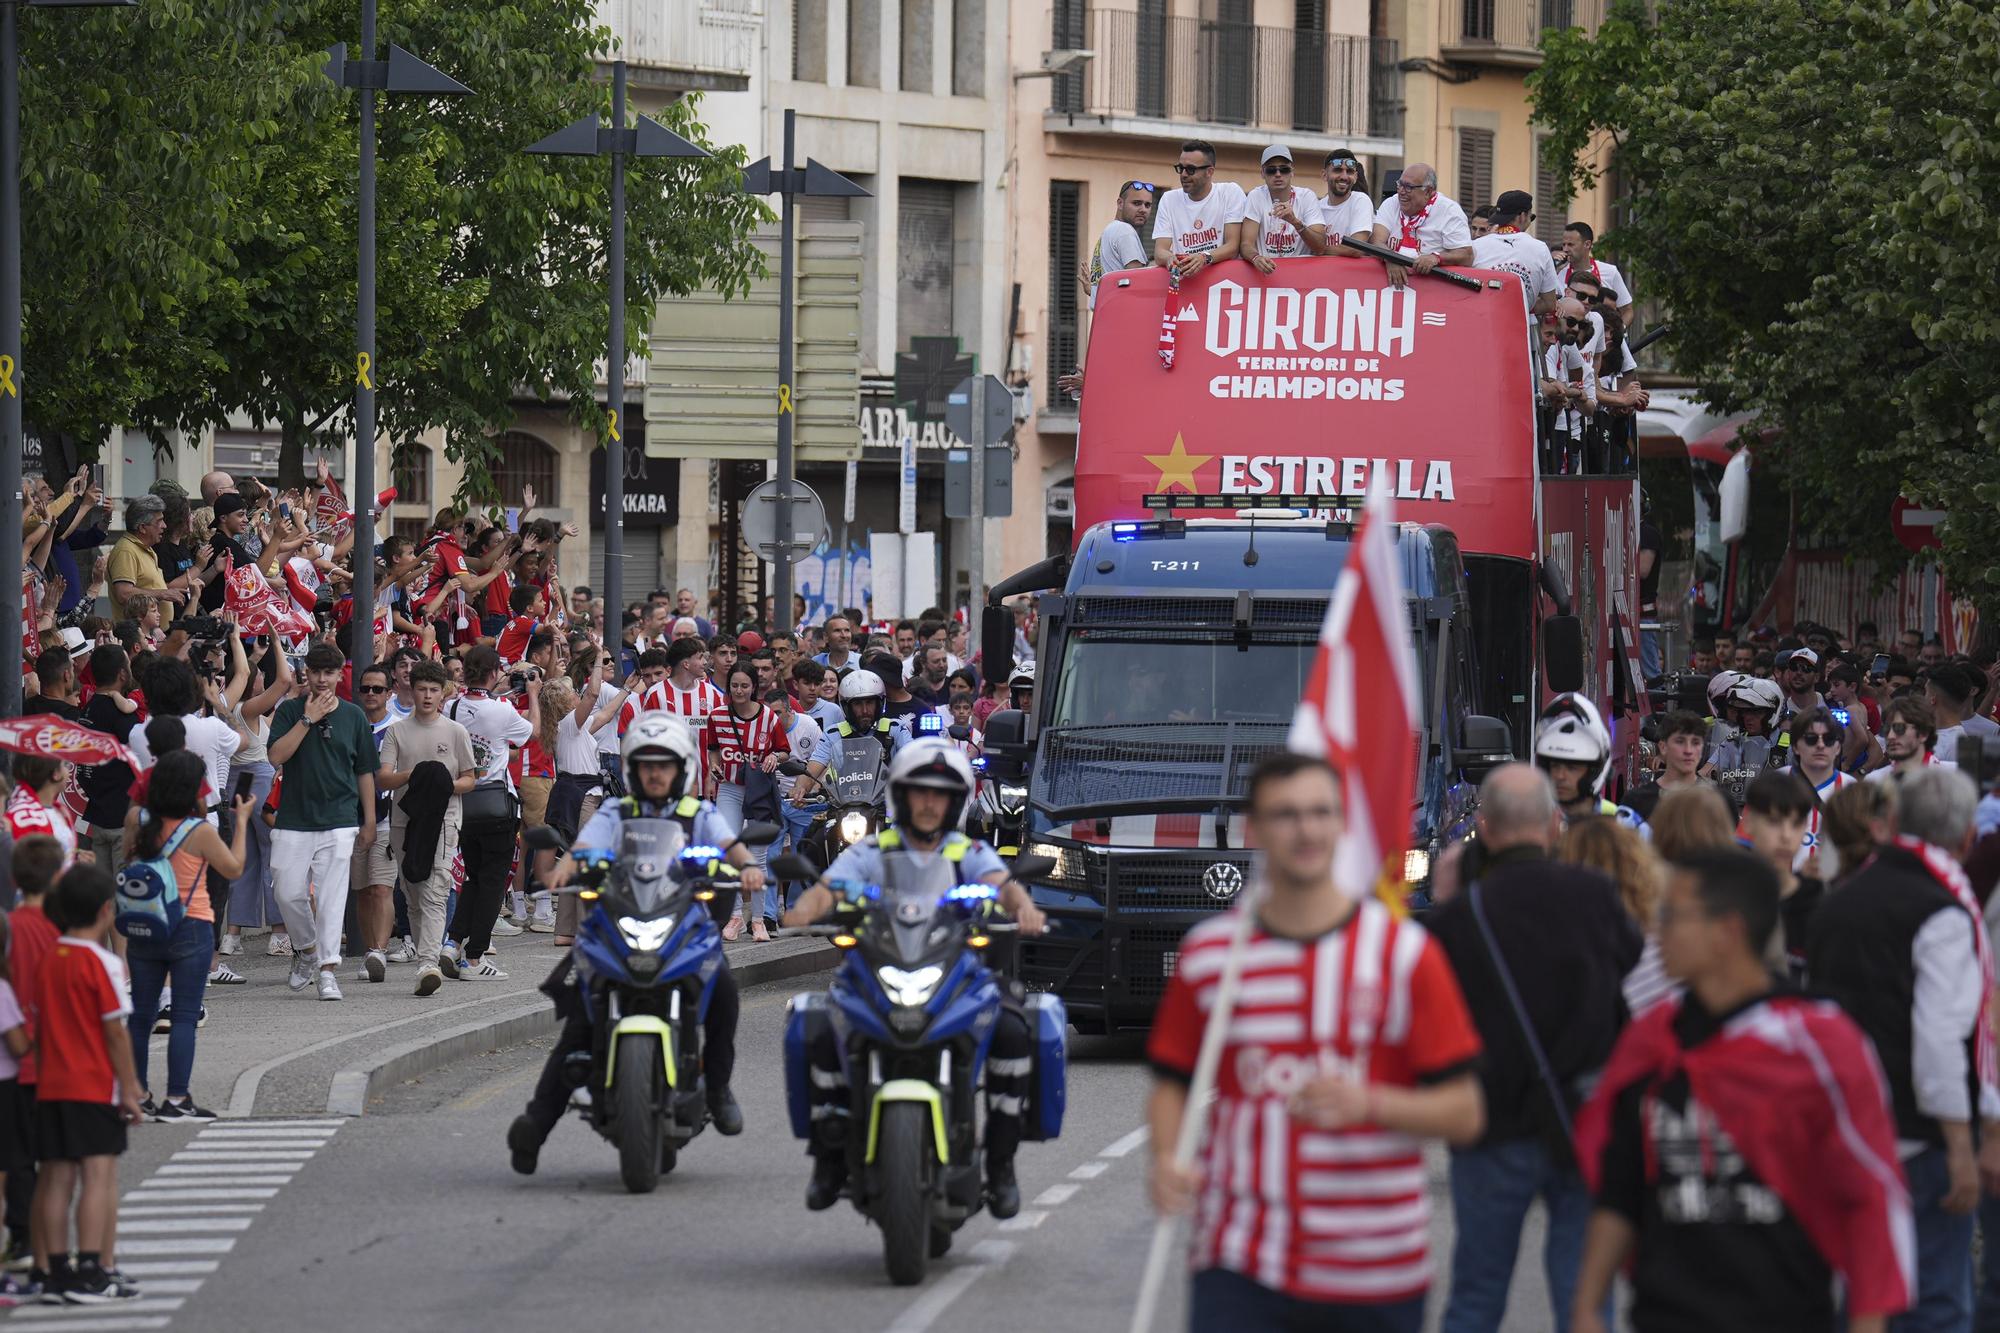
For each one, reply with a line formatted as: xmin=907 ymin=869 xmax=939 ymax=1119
xmin=45 ymin=975 xmax=1565 ymax=1333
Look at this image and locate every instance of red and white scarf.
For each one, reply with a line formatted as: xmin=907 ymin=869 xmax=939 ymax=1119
xmin=1397 ymin=203 xmax=1432 ymax=253
xmin=1158 ymin=267 xmax=1181 ymax=370
xmin=1896 ymin=833 xmax=1998 ymax=1099
xmin=1561 ymin=257 xmax=1601 ymax=289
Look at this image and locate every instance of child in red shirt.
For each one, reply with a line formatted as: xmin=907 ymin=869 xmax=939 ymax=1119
xmin=31 ymin=865 xmax=141 ymax=1305
xmin=4 ymin=836 xmax=61 ymax=1270
xmin=495 ymin=584 xmax=544 ymax=665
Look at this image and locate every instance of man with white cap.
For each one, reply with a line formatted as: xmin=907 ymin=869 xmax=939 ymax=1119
xmin=1241 ymin=144 xmax=1328 ymax=271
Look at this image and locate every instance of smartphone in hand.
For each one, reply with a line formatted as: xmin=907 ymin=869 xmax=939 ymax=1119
xmin=235 ymin=772 xmax=255 ymax=804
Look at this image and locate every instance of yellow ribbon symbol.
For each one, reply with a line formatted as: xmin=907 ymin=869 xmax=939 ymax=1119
xmin=355 ymin=352 xmax=374 ymax=390
xmin=607 ymin=409 xmax=621 ymax=443
xmin=0 ymin=355 xmax=17 ymax=399
xmin=777 ymin=383 xmax=794 ymax=415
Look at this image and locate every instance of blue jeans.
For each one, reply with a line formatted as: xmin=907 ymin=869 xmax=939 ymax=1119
xmin=126 ymin=915 xmax=212 ymax=1100
xmin=1900 ymin=1145 xmax=1974 ymax=1333
xmin=779 ymin=801 xmax=824 ymax=917
xmin=715 ymin=783 xmax=775 ymax=920
xmin=1191 ymin=1268 xmax=1423 ymax=1333
xmin=1640 ymin=626 xmax=1661 ymax=682
xmin=1975 ymin=1192 xmax=2000 ymax=1333
xmin=1443 ymin=1138 xmax=1598 ymax=1333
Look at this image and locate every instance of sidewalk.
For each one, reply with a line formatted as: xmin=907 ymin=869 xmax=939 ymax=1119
xmin=157 ymin=929 xmax=838 ymax=1120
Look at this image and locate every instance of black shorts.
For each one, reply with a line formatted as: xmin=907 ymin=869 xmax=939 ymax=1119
xmin=36 ymin=1100 xmax=126 ymax=1163
xmin=0 ymin=1079 xmax=20 ymax=1172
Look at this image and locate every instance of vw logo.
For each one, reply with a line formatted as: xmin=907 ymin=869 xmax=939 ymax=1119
xmin=1202 ymin=862 xmax=1244 ymax=902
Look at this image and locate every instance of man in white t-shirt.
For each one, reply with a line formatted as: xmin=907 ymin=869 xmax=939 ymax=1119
xmin=1082 ymin=181 xmax=1156 ymax=311
xmin=1560 ymin=220 xmax=1634 ymax=321
xmin=1241 ymin=144 xmax=1327 ymax=270
xmin=1370 ymin=163 xmax=1473 ymax=289
xmin=1316 ymin=148 xmax=1375 ymax=255
xmin=1470 ymin=190 xmax=1562 ymax=316
xmin=1151 ymin=139 xmax=1246 ymax=277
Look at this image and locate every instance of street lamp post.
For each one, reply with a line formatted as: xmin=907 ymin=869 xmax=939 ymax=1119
xmin=0 ymin=0 xmax=136 ymax=715
xmin=325 ymin=1 xmax=467 ymax=680
xmin=526 ymin=58 xmax=707 ymax=629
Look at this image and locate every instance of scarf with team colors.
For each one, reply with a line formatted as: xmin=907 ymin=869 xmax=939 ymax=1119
xmin=1158 ymin=267 xmax=1181 ymax=370
xmin=1894 ymin=833 xmax=1998 ymax=1099
xmin=1397 ymin=203 xmax=1432 ymax=252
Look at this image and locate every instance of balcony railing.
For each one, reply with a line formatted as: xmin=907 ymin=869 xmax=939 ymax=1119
xmin=1050 ymin=10 xmax=1403 ymax=143
xmin=596 ymin=0 xmax=760 ymax=84
xmin=1447 ymin=0 xmax=1599 ymax=65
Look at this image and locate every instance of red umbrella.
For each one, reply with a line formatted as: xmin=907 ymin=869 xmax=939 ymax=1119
xmin=0 ymin=716 xmax=137 ymax=768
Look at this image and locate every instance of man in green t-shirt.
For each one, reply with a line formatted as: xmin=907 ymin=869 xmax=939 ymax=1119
xmin=268 ymin=642 xmax=379 ymax=1002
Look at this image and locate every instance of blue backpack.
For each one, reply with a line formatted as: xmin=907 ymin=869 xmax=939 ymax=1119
xmin=116 ymin=819 xmax=201 ymax=942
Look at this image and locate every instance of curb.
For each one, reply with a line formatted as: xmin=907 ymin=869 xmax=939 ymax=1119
xmin=325 ymin=942 xmax=842 ymax=1117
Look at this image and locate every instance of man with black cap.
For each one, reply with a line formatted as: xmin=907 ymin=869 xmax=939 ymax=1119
xmin=1471 ymin=190 xmax=1563 ymax=316
xmin=202 ymin=492 xmax=256 ymax=613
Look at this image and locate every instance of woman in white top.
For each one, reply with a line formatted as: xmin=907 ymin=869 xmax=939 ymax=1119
xmin=220 ymin=640 xmax=295 ymax=968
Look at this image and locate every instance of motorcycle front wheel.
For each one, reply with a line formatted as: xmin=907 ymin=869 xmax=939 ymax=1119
xmin=613 ymin=1033 xmax=665 ymax=1194
xmin=877 ymin=1102 xmax=934 ymax=1286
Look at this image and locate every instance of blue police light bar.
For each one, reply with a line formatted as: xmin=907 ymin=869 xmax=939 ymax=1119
xmin=946 ymin=883 xmax=999 ymax=902
xmin=679 ymin=845 xmax=723 ymax=860
xmin=916 ymin=713 xmax=943 ymax=733
xmin=1112 ymin=522 xmax=1140 ymax=542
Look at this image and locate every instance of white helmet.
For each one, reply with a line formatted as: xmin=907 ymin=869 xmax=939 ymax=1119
xmin=1007 ymin=661 xmax=1036 ymax=691
xmin=887 ymin=738 xmax=977 ymax=833
xmin=1533 ymin=692 xmax=1612 ymax=799
xmin=622 ymin=712 xmax=699 ymax=799
xmin=1719 ymin=675 xmax=1785 ymax=730
xmin=1705 ymin=669 xmax=1744 ymax=715
xmin=838 ymin=668 xmax=887 ymax=726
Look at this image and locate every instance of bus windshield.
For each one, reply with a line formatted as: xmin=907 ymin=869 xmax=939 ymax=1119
xmin=1048 ymin=632 xmax=1317 ymax=729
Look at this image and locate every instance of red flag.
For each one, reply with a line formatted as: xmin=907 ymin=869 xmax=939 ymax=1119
xmin=222 ymin=556 xmax=314 ymax=639
xmin=1158 ymin=268 xmax=1181 ymax=370
xmin=19 ymin=570 xmax=39 ymax=668
xmin=0 ymin=715 xmax=137 ymax=768
xmin=1287 ymin=475 xmax=1420 ymax=894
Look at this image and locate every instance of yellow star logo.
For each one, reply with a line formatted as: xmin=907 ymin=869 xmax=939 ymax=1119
xmin=1143 ymin=434 xmax=1212 ymax=494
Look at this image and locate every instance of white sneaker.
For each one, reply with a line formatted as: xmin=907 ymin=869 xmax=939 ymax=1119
xmin=385 ymin=938 xmax=417 ymax=964
xmin=438 ymin=941 xmax=461 ymax=980
xmin=460 ymin=955 xmax=508 ymax=981
xmin=318 ymin=970 xmax=343 ymax=1001
xmin=490 ymin=917 xmax=525 ymax=937
xmin=219 ymin=933 xmax=243 ymax=957
xmin=415 ymin=966 xmax=443 ymax=997
xmin=267 ymin=933 xmax=294 ymax=958
xmin=528 ymin=912 xmax=556 ymax=933
xmin=364 ymin=951 xmax=386 ymax=983
xmin=287 ymin=954 xmax=316 ymax=992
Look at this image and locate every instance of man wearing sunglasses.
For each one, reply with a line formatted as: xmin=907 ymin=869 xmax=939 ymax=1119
xmin=1868 ymin=695 xmax=1947 ymax=784
xmin=1368 ymin=163 xmax=1473 ymax=289
xmin=1320 ymin=149 xmax=1375 ymax=249
xmin=1081 ymin=180 xmax=1155 ymax=311
xmin=1151 ymin=139 xmax=1246 ymax=278
xmin=1242 ymin=144 xmax=1328 ymax=271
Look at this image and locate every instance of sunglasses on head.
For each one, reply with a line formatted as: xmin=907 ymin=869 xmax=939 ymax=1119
xmin=1120 ymin=180 xmax=1157 ymax=195
xmin=1327 ymin=158 xmax=1359 ymax=170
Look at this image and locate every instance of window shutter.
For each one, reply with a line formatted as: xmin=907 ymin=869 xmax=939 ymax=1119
xmin=896 ymin=181 xmax=957 ymax=345
xmin=1534 ymin=135 xmax=1570 ymax=244
xmin=1457 ymin=128 xmax=1494 ymax=212
xmin=1048 ymin=182 xmax=1082 ymax=398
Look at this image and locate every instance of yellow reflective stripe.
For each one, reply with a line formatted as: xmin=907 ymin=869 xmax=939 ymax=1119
xmin=676 ymin=796 xmax=700 ymax=817
xmin=942 ymin=834 xmax=970 ymax=864
xmin=876 ymin=828 xmax=902 ymax=851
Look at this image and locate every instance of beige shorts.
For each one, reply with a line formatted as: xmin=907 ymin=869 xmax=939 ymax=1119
xmin=520 ymin=774 xmax=553 ymax=829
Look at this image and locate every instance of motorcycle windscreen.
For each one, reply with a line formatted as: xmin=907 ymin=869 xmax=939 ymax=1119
xmin=826 ymin=734 xmax=887 ymax=807
xmin=615 ymin=818 xmax=689 ymax=915
xmin=867 ymin=853 xmax=964 ymax=966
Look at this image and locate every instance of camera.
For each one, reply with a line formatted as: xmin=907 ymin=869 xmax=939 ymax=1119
xmin=172 ymin=615 xmax=225 ymax=640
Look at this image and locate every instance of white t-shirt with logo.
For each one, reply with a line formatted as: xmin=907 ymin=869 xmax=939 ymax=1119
xmin=1562 ymin=257 xmax=1634 ymax=308
xmin=1153 ymin=183 xmax=1248 ymax=259
xmin=1088 ymin=219 xmax=1149 ymax=310
xmin=1544 ymin=342 xmax=1593 ymax=434
xmin=1471 ymin=231 xmax=1561 ymax=313
xmin=1372 ymin=193 xmax=1472 ymax=255
xmin=1318 ymin=190 xmax=1375 ymax=243
xmin=1243 ymin=185 xmax=1324 ymax=259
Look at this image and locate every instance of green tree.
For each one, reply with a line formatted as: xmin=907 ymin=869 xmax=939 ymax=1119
xmin=20 ymin=0 xmax=768 ymax=501
xmin=1530 ymin=0 xmax=2000 ymax=613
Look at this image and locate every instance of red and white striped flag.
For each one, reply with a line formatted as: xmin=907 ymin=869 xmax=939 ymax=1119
xmin=1287 ymin=475 xmax=1420 ymax=896
xmin=1158 ymin=268 xmax=1181 ymax=370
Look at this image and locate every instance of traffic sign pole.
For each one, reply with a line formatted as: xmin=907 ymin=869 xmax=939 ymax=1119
xmin=969 ymin=373 xmax=985 ymax=657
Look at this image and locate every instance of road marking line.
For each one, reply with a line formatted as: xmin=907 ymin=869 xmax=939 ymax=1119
xmin=128 ymin=1280 xmax=204 ymax=1296
xmin=123 ymin=1189 xmax=280 ymax=1201
xmin=151 ymin=1165 xmax=298 ymax=1176
xmin=1068 ymin=1161 xmax=1110 ymax=1181
xmin=168 ymin=1150 xmax=317 ymax=1162
xmin=185 ymin=1136 xmax=331 ymax=1147
xmin=881 ymin=1238 xmax=1017 ymax=1333
xmin=13 ymin=1300 xmax=185 ymax=1319
xmin=1031 ymin=1184 xmax=1079 ymax=1208
xmin=1 ymin=1317 xmax=173 ymax=1331
xmin=213 ymin=1119 xmax=347 ymax=1128
xmin=1099 ymin=1127 xmax=1149 ymax=1158
xmin=996 ymin=1210 xmax=1050 ymax=1231
xmin=116 ymin=1238 xmax=237 ymax=1256
xmin=111 ymin=1262 xmax=219 ymax=1277
xmin=118 ymin=1217 xmax=254 ymax=1234
xmin=118 ymin=1204 xmax=264 ymax=1216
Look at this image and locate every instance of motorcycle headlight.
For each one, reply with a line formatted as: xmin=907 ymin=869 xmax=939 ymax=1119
xmin=838 ymin=811 xmax=871 ymax=845
xmin=617 ymin=915 xmax=675 ymax=952
xmin=876 ymin=964 xmax=944 ymax=1007
xmin=999 ymin=784 xmax=1028 ymax=804
xmin=1402 ymin=848 xmax=1431 ymax=885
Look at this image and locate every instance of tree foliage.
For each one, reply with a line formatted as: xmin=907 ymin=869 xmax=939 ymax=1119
xmin=20 ymin=0 xmax=769 ymax=502
xmin=1529 ymin=0 xmax=2000 ymax=614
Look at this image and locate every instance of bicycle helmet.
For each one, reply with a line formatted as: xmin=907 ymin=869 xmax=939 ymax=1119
xmin=887 ymin=738 xmax=977 ymax=834
xmin=838 ymin=668 xmax=887 ymax=727
xmin=622 ymin=712 xmax=699 ymax=799
xmin=1533 ymin=692 xmax=1612 ymax=799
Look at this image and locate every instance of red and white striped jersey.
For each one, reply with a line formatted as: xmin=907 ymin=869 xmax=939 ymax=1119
xmin=1147 ymin=897 xmax=1481 ymax=1304
xmin=622 ymin=677 xmax=726 ymax=789
xmin=710 ymin=705 xmax=787 ymax=786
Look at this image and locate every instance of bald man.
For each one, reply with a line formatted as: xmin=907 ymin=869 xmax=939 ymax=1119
xmin=1370 ymin=162 xmax=1473 ymax=288
xmin=199 ymin=470 xmax=237 ymax=506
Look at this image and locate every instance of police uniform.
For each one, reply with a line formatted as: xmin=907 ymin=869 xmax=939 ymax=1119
xmin=520 ymin=793 xmax=743 ymax=1141
xmin=808 ymin=716 xmax=910 ymax=769
xmin=804 ymin=827 xmax=1033 ymax=1179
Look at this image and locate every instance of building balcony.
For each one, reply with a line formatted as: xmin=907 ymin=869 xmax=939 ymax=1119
xmin=595 ymin=0 xmax=760 ymax=92
xmin=1440 ymin=0 xmax=1599 ymax=70
xmin=1046 ymin=9 xmax=1403 ymax=157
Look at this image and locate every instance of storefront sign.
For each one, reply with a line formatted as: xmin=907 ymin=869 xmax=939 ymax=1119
xmin=588 ymin=442 xmax=680 ymax=528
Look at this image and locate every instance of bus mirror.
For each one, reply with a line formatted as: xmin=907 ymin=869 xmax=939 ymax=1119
xmin=1543 ymin=615 xmax=1586 ymax=695
xmin=981 ymin=708 xmax=1031 ymax=780
xmin=982 ymin=605 xmax=1015 ymax=669
xmin=1718 ymin=449 xmax=1751 ymax=545
xmin=1454 ymin=715 xmax=1513 ymax=776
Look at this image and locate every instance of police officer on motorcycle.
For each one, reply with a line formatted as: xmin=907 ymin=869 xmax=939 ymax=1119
xmin=1007 ymin=661 xmax=1035 ymax=715
xmin=1533 ymin=692 xmax=1621 ymax=823
xmin=780 ymin=739 xmax=1048 ymax=1218
xmin=506 ymin=714 xmax=766 ymax=1173
xmin=788 ymin=667 xmax=907 ymax=806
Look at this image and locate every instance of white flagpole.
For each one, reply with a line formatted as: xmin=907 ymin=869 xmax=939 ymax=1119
xmin=1127 ymin=880 xmax=1264 ymax=1333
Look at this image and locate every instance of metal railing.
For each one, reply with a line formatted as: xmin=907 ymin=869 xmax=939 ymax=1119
xmin=1051 ymin=10 xmax=1403 ymax=142
xmin=1455 ymin=0 xmax=1599 ymax=53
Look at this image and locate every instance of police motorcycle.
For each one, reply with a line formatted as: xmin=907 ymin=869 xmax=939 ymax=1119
xmin=773 ymin=762 xmax=1065 ymax=1285
xmin=968 ymin=662 xmax=1036 ymax=854
xmin=526 ymin=814 xmax=780 ymax=1194
xmin=787 ymin=668 xmax=898 ymax=874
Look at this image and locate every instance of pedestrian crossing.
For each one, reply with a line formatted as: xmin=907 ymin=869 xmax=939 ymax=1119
xmin=4 ymin=1119 xmax=343 ymax=1328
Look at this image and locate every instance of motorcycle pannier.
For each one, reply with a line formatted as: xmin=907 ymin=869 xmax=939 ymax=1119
xmin=783 ymin=992 xmax=831 ymax=1140
xmin=1020 ymin=992 xmax=1068 ymax=1142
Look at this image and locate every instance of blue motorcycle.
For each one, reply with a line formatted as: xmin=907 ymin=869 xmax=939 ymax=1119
xmin=533 ymin=817 xmax=776 ymax=1194
xmin=778 ymin=850 xmax=1067 ymax=1285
